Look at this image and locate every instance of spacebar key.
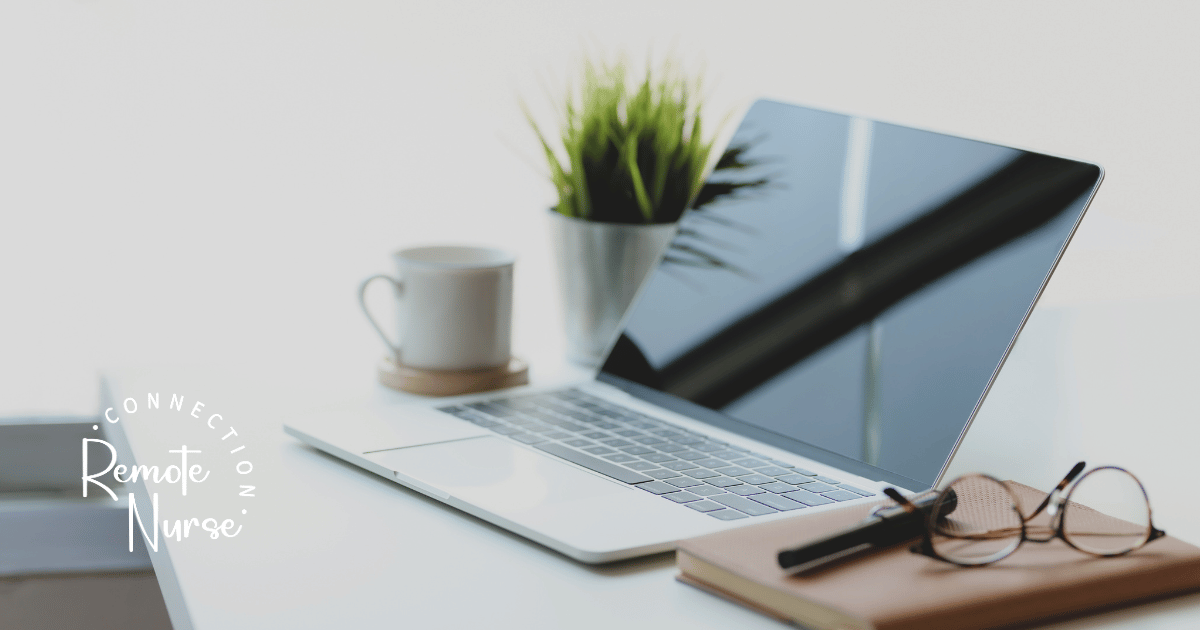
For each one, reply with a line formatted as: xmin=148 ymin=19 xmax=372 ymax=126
xmin=535 ymin=442 xmax=651 ymax=484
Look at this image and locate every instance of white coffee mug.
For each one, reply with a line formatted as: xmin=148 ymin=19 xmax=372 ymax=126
xmin=359 ymin=245 xmax=515 ymax=371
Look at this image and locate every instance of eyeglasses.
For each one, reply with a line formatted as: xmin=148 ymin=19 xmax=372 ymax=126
xmin=895 ymin=462 xmax=1165 ymax=567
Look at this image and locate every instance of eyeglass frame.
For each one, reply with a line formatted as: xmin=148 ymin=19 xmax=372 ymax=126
xmin=900 ymin=461 xmax=1166 ymax=567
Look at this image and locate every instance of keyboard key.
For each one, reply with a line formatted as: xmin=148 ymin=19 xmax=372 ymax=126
xmin=789 ymin=467 xmax=817 ymax=476
xmin=624 ymin=461 xmax=659 ymax=471
xmin=694 ymin=458 xmax=728 ymax=469
xmin=765 ymin=459 xmax=799 ymax=469
xmin=620 ymin=446 xmax=655 ymax=455
xmin=821 ymin=490 xmax=864 ymax=502
xmin=637 ymin=481 xmax=681 ymax=495
xmin=751 ymin=493 xmax=807 ymax=511
xmin=713 ymin=466 xmax=752 ymax=477
xmin=707 ymin=509 xmax=748 ymax=521
xmin=704 ymin=476 xmax=744 ymax=488
xmin=755 ymin=466 xmax=790 ymax=477
xmin=534 ymin=443 xmax=651 ymax=484
xmin=674 ymin=451 xmax=708 ymax=461
xmin=684 ymin=469 xmax=720 ymax=479
xmin=665 ymin=477 xmax=704 ymax=488
xmin=730 ymin=458 xmax=767 ymax=468
xmin=583 ymin=446 xmax=615 ymax=455
xmin=781 ymin=489 xmax=835 ymax=506
xmin=634 ymin=436 xmax=666 ymax=445
xmin=776 ymin=473 xmax=813 ymax=485
xmin=664 ymin=492 xmax=702 ymax=503
xmin=837 ymin=485 xmax=875 ymax=497
xmin=652 ymin=430 xmax=684 ymax=438
xmin=491 ymin=425 xmax=521 ymax=435
xmin=594 ymin=422 xmax=621 ymax=430
xmin=710 ymin=495 xmax=778 ymax=516
xmin=728 ymin=484 xmax=766 ymax=496
xmin=614 ymin=429 xmax=642 ymax=437
xmin=602 ymin=439 xmax=633 ymax=448
xmin=800 ymin=482 xmax=837 ymax=493
xmin=814 ymin=476 xmax=842 ymax=484
xmin=689 ymin=485 xmax=727 ymax=497
xmin=758 ymin=482 xmax=799 ymax=494
xmin=657 ymin=443 xmax=688 ymax=453
xmin=582 ymin=431 xmax=609 ymax=440
xmin=499 ymin=399 xmax=543 ymax=412
xmin=739 ymin=474 xmax=774 ymax=485
xmin=647 ymin=469 xmax=681 ymax=480
xmin=641 ymin=453 xmax=675 ymax=463
xmin=684 ymin=500 xmax=726 ymax=513
xmin=662 ymin=461 xmax=698 ymax=471
xmin=543 ymin=431 xmax=573 ymax=440
xmin=563 ymin=438 xmax=592 ymax=448
xmin=693 ymin=443 xmax=724 ymax=453
xmin=710 ymin=450 xmax=744 ymax=460
xmin=672 ymin=436 xmax=704 ymax=446
xmin=603 ymin=453 xmax=638 ymax=463
xmin=510 ymin=433 xmax=545 ymax=445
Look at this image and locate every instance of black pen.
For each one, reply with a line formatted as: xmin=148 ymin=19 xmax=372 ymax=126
xmin=776 ymin=488 xmax=957 ymax=571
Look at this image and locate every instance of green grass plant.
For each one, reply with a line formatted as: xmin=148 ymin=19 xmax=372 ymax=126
xmin=528 ymin=57 xmax=725 ymax=225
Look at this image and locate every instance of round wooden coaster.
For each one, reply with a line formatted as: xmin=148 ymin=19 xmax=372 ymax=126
xmin=377 ymin=356 xmax=529 ymax=397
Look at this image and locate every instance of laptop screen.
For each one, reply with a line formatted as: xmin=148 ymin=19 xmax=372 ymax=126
xmin=599 ymin=100 xmax=1102 ymax=489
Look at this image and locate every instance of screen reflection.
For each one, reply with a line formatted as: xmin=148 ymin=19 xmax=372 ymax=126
xmin=601 ymin=100 xmax=1101 ymax=486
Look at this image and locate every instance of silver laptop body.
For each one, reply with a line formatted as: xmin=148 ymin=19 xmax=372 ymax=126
xmin=286 ymin=99 xmax=1103 ymax=563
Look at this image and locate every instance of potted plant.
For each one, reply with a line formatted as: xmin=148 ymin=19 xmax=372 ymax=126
xmin=528 ymin=56 xmax=766 ymax=365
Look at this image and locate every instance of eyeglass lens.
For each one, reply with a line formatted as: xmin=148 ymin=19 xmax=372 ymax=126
xmin=1062 ymin=467 xmax=1153 ymax=555
xmin=929 ymin=475 xmax=1024 ymax=565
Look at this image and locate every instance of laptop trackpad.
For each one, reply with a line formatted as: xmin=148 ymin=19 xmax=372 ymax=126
xmin=364 ymin=436 xmax=632 ymax=513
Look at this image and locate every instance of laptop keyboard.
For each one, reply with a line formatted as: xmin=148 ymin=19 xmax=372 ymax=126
xmin=435 ymin=389 xmax=874 ymax=521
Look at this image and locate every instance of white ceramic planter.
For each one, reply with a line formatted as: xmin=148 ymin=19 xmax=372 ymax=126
xmin=547 ymin=210 xmax=677 ymax=366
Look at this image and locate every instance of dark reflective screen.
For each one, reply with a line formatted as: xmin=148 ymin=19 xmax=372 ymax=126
xmin=600 ymin=100 xmax=1101 ymax=487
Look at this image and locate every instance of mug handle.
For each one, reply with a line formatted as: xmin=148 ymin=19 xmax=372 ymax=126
xmin=358 ymin=274 xmax=403 ymax=357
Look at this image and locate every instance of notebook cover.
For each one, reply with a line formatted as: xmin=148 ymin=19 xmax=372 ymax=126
xmin=676 ymin=482 xmax=1200 ymax=630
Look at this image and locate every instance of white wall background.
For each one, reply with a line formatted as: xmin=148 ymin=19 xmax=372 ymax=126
xmin=2 ymin=0 xmax=1198 ymax=477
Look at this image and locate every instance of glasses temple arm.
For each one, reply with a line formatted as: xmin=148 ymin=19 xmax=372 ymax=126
xmin=1025 ymin=461 xmax=1087 ymax=522
xmin=883 ymin=488 xmax=919 ymax=513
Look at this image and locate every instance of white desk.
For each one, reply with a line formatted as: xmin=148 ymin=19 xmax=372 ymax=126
xmin=6 ymin=0 xmax=1200 ymax=627
xmin=106 ymin=298 xmax=1200 ymax=630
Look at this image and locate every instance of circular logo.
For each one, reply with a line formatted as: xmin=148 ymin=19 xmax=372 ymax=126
xmin=84 ymin=392 xmax=256 ymax=552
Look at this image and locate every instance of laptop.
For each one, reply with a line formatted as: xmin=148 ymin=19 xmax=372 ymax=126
xmin=285 ymin=99 xmax=1103 ymax=563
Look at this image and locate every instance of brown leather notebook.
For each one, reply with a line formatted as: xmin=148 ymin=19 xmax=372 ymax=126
xmin=676 ymin=482 xmax=1200 ymax=630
